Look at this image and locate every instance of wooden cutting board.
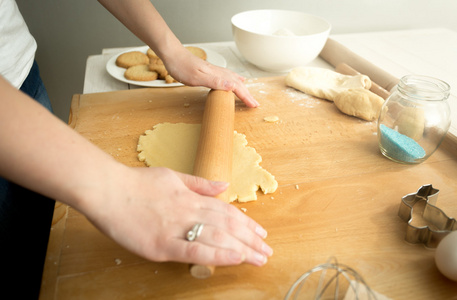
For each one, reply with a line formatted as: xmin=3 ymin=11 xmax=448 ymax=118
xmin=41 ymin=76 xmax=457 ymax=299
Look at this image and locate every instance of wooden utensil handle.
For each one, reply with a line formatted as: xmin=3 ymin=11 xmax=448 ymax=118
xmin=335 ymin=63 xmax=391 ymax=100
xmin=190 ymin=89 xmax=235 ymax=279
xmin=320 ymin=38 xmax=400 ymax=92
xmin=193 ymin=90 xmax=235 ymax=200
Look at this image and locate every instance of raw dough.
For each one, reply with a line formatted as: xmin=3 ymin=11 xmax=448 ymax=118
xmin=263 ymin=116 xmax=280 ymax=123
xmin=285 ymin=67 xmax=372 ymax=101
xmin=394 ymin=106 xmax=425 ymax=141
xmin=333 ymin=88 xmax=385 ymax=121
xmin=137 ymin=123 xmax=278 ymax=202
xmin=137 ymin=123 xmax=199 ymax=173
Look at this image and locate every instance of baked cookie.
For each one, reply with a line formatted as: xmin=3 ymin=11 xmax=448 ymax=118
xmin=116 ymin=51 xmax=149 ymax=68
xmin=185 ymin=46 xmax=207 ymax=60
xmin=147 ymin=48 xmax=159 ymax=59
xmin=124 ymin=65 xmax=158 ymax=81
xmin=148 ymin=62 xmax=168 ymax=79
xmin=149 ymin=57 xmax=164 ymax=66
xmin=165 ymin=74 xmax=178 ymax=84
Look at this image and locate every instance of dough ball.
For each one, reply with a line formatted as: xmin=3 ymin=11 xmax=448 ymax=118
xmin=333 ymin=88 xmax=385 ymax=121
xmin=394 ymin=106 xmax=425 ymax=141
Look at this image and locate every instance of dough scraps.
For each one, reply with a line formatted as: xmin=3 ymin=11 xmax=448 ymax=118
xmin=137 ymin=123 xmax=278 ymax=202
xmin=263 ymin=116 xmax=280 ymax=123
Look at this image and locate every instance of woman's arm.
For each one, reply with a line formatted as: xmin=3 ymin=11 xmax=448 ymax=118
xmin=0 ymin=76 xmax=271 ymax=266
xmin=97 ymin=0 xmax=259 ymax=107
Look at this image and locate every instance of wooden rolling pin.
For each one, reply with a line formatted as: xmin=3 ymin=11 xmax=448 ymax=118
xmin=320 ymin=38 xmax=400 ymax=92
xmin=335 ymin=63 xmax=391 ymax=100
xmin=190 ymin=89 xmax=235 ymax=279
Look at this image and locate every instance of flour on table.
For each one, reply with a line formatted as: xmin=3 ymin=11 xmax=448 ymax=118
xmin=137 ymin=123 xmax=278 ymax=202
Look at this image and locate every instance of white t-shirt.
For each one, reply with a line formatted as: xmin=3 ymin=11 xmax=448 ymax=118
xmin=0 ymin=0 xmax=37 ymax=89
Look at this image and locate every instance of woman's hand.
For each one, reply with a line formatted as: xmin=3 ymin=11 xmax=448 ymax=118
xmin=0 ymin=75 xmax=271 ymax=267
xmin=82 ymin=166 xmax=273 ymax=267
xmin=97 ymin=0 xmax=259 ymax=108
xmin=162 ymin=47 xmax=259 ymax=108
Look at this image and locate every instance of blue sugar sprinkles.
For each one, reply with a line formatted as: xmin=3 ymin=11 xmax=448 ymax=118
xmin=379 ymin=124 xmax=426 ymax=163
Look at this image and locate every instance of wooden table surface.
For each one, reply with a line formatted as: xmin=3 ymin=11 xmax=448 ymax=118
xmin=82 ymin=28 xmax=457 ymax=139
xmin=40 ymin=76 xmax=457 ymax=299
xmin=40 ymin=29 xmax=457 ymax=299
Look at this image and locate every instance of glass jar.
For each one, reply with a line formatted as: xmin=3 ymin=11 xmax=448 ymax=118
xmin=377 ymin=75 xmax=451 ymax=164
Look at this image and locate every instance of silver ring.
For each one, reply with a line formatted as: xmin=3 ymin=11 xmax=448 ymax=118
xmin=186 ymin=223 xmax=204 ymax=242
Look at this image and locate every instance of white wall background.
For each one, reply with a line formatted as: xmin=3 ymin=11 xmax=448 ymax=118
xmin=16 ymin=0 xmax=457 ymax=121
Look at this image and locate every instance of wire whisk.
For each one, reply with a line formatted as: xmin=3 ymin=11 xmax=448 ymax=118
xmin=284 ymin=257 xmax=378 ymax=300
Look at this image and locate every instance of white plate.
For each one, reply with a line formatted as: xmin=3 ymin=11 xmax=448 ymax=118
xmin=106 ymin=45 xmax=227 ymax=87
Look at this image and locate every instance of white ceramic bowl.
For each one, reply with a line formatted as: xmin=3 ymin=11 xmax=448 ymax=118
xmin=231 ymin=10 xmax=331 ymax=72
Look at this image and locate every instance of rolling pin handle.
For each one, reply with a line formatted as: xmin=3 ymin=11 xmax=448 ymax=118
xmin=335 ymin=62 xmax=391 ymax=100
xmin=321 ymin=38 xmax=400 ymax=93
xmin=189 ymin=264 xmax=216 ymax=279
xmin=189 ymin=89 xmax=235 ymax=278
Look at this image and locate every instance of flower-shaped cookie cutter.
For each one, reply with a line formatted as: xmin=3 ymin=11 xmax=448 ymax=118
xmin=398 ymin=184 xmax=457 ymax=248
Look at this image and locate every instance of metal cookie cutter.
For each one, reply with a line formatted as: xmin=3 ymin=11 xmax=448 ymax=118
xmin=398 ymin=184 xmax=457 ymax=248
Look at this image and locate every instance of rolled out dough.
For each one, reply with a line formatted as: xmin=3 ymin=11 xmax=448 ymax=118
xmin=137 ymin=123 xmax=278 ymax=202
